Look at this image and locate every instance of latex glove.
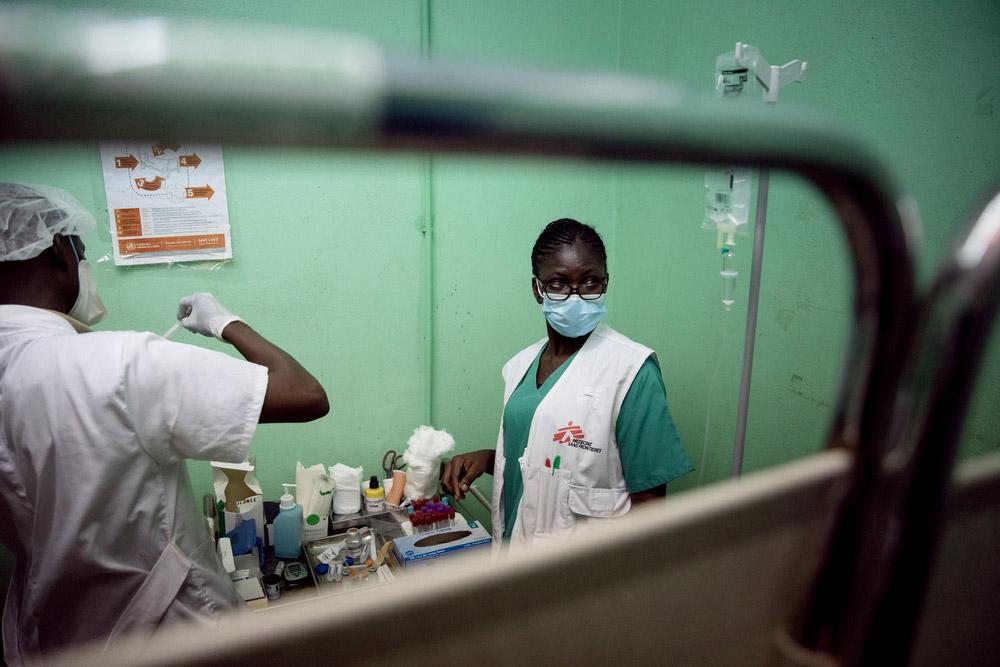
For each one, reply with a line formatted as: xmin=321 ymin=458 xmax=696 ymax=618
xmin=177 ymin=292 xmax=243 ymax=341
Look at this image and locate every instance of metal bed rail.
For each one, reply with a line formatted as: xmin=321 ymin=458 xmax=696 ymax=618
xmin=857 ymin=188 xmax=1000 ymax=664
xmin=772 ymin=186 xmax=1000 ymax=665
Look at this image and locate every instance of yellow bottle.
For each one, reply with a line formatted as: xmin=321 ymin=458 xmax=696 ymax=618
xmin=364 ymin=476 xmax=385 ymax=513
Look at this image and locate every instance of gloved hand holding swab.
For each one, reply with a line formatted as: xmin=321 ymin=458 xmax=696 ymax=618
xmin=176 ymin=293 xmax=243 ymax=341
xmin=162 ymin=301 xmax=193 ymax=339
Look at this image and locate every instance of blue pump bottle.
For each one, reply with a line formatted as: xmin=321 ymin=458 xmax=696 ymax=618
xmin=273 ymin=483 xmax=303 ymax=559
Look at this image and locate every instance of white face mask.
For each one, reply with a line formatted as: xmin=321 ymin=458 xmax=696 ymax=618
xmin=67 ymin=240 xmax=107 ymax=325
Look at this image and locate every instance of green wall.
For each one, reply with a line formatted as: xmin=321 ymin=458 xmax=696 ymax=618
xmin=2 ymin=0 xmax=998 ymax=514
xmin=613 ymin=0 xmax=1000 ymax=469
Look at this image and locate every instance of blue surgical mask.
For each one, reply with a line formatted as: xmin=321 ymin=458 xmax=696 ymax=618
xmin=541 ymin=294 xmax=607 ymax=338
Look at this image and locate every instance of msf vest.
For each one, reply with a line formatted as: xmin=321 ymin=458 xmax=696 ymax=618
xmin=490 ymin=324 xmax=654 ymax=551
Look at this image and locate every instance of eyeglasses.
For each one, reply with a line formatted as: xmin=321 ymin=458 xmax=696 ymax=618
xmin=535 ymin=276 xmax=608 ymax=302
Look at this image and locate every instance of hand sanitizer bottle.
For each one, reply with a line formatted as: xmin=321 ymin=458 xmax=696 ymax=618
xmin=273 ymin=483 xmax=303 ymax=559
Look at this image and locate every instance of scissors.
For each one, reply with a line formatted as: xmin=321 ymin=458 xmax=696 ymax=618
xmin=382 ymin=449 xmax=405 ymax=479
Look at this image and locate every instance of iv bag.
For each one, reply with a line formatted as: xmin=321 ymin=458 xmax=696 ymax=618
xmin=703 ymin=168 xmax=752 ymax=246
xmin=703 ymin=51 xmax=757 ymax=247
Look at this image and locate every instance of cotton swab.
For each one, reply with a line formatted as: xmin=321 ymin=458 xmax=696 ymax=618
xmin=162 ymin=321 xmax=182 ymax=339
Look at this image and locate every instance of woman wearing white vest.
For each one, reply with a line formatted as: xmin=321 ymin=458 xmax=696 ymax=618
xmin=443 ymin=218 xmax=692 ymax=549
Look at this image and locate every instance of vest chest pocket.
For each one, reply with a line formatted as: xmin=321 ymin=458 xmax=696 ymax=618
xmin=518 ymin=459 xmax=574 ymax=537
xmin=572 ymin=385 xmax=612 ymax=433
xmin=574 ymin=385 xmax=603 ymax=407
xmin=567 ymin=484 xmax=630 ymax=519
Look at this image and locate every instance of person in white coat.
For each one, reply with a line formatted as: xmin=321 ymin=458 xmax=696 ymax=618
xmin=442 ymin=218 xmax=692 ymax=550
xmin=0 ymin=182 xmax=329 ymax=664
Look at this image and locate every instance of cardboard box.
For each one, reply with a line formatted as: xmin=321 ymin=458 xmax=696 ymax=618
xmin=392 ymin=520 xmax=491 ymax=570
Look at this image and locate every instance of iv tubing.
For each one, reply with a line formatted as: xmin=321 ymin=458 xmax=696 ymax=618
xmin=698 ymin=315 xmax=731 ymax=486
xmin=731 ymin=168 xmax=770 ymax=477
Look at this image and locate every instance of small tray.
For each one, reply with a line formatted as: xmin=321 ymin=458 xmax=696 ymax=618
xmin=303 ymin=509 xmax=409 ymax=595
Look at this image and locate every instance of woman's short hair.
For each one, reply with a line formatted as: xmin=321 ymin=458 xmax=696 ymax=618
xmin=531 ymin=218 xmax=607 ymax=276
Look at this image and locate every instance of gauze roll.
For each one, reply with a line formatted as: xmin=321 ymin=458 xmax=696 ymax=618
xmin=329 ymin=463 xmax=363 ymax=515
xmin=402 ymin=426 xmax=455 ymax=500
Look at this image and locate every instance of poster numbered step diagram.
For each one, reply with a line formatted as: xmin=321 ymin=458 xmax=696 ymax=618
xmin=99 ymin=142 xmax=232 ymax=266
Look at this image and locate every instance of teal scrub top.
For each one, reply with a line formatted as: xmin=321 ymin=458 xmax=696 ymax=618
xmin=501 ymin=346 xmax=692 ymax=540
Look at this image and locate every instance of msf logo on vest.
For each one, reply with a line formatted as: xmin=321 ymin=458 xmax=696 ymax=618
xmin=552 ymin=421 xmax=603 ymax=454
